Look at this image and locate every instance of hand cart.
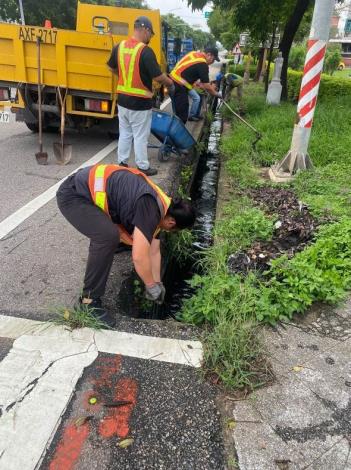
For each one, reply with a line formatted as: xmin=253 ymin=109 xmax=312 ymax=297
xmin=149 ymin=110 xmax=196 ymax=162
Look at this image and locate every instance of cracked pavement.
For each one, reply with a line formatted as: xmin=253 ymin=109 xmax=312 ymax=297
xmin=230 ymin=299 xmax=351 ymax=470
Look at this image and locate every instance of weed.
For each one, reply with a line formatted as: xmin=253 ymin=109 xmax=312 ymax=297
xmin=165 ymin=229 xmax=195 ymax=267
xmin=227 ymin=456 xmax=239 ymax=469
xmin=52 ymin=305 xmax=108 ymax=330
xmin=133 ymin=279 xmax=153 ymax=311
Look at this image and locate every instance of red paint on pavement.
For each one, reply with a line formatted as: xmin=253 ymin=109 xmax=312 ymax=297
xmin=49 ymin=422 xmax=90 ymax=470
xmin=48 ymin=355 xmax=123 ymax=468
xmin=99 ymin=378 xmax=138 ymax=439
xmin=93 ymin=355 xmax=122 ymax=391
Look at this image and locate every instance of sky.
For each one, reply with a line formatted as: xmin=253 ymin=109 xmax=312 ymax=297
xmin=146 ymin=0 xmax=211 ymax=32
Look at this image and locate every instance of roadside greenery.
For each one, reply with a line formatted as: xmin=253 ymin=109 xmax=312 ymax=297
xmin=179 ymin=80 xmax=351 ymax=389
xmin=52 ymin=304 xmax=109 ymax=330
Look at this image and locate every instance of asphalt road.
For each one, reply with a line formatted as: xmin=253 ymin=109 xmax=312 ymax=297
xmin=0 ymin=118 xmax=116 ymax=319
xmin=0 ymin=105 xmax=182 ymax=321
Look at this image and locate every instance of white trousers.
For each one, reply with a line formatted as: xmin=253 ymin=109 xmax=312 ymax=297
xmin=117 ymin=105 xmax=152 ymax=170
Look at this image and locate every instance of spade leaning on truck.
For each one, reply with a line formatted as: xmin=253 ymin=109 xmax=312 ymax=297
xmin=56 ymin=164 xmax=196 ymax=327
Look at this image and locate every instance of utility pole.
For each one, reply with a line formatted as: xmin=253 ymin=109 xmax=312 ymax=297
xmin=269 ymin=0 xmax=336 ymax=182
xmin=18 ymin=0 xmax=25 ymax=25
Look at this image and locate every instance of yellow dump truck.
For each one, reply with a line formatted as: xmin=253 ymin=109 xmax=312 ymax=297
xmin=0 ymin=2 xmax=167 ymax=133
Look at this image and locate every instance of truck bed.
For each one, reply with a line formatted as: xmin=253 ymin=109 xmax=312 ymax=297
xmin=0 ymin=23 xmax=115 ymax=95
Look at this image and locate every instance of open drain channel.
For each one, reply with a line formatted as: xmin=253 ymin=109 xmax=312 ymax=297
xmin=159 ymin=109 xmax=223 ymax=319
xmin=116 ymin=106 xmax=222 ymax=320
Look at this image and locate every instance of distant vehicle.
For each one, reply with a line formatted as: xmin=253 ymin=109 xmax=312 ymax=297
xmin=165 ymin=38 xmax=194 ymax=71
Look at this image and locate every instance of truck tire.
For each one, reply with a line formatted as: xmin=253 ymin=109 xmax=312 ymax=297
xmin=25 ymin=121 xmax=58 ymax=133
xmin=25 ymin=121 xmax=39 ymax=132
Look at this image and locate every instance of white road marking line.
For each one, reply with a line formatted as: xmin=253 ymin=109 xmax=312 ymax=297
xmin=0 ymin=141 xmax=117 ymax=240
xmin=0 ymin=334 xmax=97 ymax=470
xmin=94 ymin=330 xmax=202 ymax=367
xmin=0 ymin=314 xmax=203 ymax=367
xmin=0 ymin=98 xmax=171 ymax=241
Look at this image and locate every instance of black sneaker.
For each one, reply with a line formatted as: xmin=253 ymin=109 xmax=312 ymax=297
xmin=188 ymin=116 xmax=201 ymax=122
xmin=118 ymin=161 xmax=129 ymax=167
xmin=137 ymin=167 xmax=158 ymax=176
xmin=80 ymin=297 xmax=115 ymax=328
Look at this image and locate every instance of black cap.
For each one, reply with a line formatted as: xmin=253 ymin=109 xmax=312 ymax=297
xmin=204 ymin=46 xmax=220 ymax=62
xmin=134 ymin=16 xmax=154 ymax=34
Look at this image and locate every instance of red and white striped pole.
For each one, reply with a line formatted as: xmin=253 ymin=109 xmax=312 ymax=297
xmin=270 ymin=0 xmax=335 ymax=182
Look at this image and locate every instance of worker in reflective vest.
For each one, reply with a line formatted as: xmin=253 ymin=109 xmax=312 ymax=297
xmin=56 ymin=164 xmax=195 ymax=327
xmin=169 ymin=47 xmax=222 ymax=123
xmin=107 ymin=16 xmax=174 ymax=176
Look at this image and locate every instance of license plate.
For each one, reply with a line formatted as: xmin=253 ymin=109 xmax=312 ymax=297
xmin=0 ymin=111 xmax=10 ymax=123
xmin=18 ymin=26 xmax=57 ymax=44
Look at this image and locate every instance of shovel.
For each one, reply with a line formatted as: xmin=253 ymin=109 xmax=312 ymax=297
xmin=35 ymin=37 xmax=48 ymax=165
xmin=218 ymin=98 xmax=262 ymax=149
xmin=53 ymin=87 xmax=72 ymax=165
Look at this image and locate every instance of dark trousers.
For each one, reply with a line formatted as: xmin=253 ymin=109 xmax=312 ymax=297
xmin=172 ymin=83 xmax=189 ymax=124
xmin=56 ymin=176 xmax=120 ymax=299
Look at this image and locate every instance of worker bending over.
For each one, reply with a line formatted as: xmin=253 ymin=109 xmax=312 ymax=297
xmin=169 ymin=47 xmax=222 ymax=123
xmin=222 ymin=72 xmax=244 ymax=102
xmin=107 ymin=16 xmax=174 ymax=176
xmin=57 ymin=164 xmax=195 ymax=327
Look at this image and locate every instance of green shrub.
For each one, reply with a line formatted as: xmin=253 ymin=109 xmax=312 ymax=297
xmin=288 ymin=69 xmax=351 ymax=101
xmin=228 ymin=64 xmax=257 ymax=77
xmin=181 ymin=272 xmax=259 ymax=325
xmin=216 ymin=205 xmax=273 ymax=253
xmin=324 ymin=44 xmax=342 ymax=75
xmin=258 ymin=219 xmax=351 ymax=323
xmin=289 ymin=44 xmax=306 ymax=71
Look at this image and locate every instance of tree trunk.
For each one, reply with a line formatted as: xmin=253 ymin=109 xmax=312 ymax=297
xmin=265 ymin=25 xmax=277 ymax=94
xmin=279 ymin=0 xmax=312 ymax=100
xmin=254 ymin=48 xmax=265 ymax=81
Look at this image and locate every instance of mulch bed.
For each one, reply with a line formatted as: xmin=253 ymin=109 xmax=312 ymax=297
xmin=228 ymin=187 xmax=318 ymax=274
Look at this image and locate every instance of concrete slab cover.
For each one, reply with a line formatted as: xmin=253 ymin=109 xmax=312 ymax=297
xmin=0 ymin=315 xmax=203 ymax=367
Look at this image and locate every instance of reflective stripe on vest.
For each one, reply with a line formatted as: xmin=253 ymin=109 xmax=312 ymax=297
xmin=170 ymin=51 xmax=207 ymax=90
xmin=117 ymin=38 xmax=153 ymax=99
xmin=88 ymin=164 xmax=171 ymax=245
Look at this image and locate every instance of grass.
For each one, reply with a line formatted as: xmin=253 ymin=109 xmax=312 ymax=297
xmin=52 ymin=304 xmax=109 ymax=330
xmin=179 ymin=79 xmax=351 ymax=390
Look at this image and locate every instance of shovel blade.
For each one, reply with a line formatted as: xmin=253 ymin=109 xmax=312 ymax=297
xmin=53 ymin=142 xmax=72 ymax=165
xmin=35 ymin=151 xmax=48 ymax=165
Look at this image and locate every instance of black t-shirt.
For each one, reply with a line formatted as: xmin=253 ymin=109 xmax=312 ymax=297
xmin=74 ymin=167 xmax=161 ymax=244
xmin=131 ymin=195 xmax=161 ymax=243
xmin=176 ymin=62 xmax=209 ymax=87
xmin=107 ymin=43 xmax=162 ymax=111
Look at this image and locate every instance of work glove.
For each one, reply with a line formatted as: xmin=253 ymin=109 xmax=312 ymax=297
xmin=157 ymin=282 xmax=166 ymax=303
xmin=145 ymin=283 xmax=164 ymax=304
xmin=168 ymin=82 xmax=175 ymax=97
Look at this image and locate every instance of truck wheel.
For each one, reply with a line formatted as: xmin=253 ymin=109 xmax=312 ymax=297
xmin=25 ymin=121 xmax=39 ymax=133
xmin=25 ymin=122 xmax=58 ymax=133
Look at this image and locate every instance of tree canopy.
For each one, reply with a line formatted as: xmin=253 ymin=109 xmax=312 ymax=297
xmin=0 ymin=0 xmax=148 ymax=29
xmin=162 ymin=13 xmax=215 ymax=50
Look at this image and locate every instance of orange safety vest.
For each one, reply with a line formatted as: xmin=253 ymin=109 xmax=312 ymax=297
xmin=170 ymin=51 xmax=207 ymax=90
xmin=117 ymin=37 xmax=153 ymax=99
xmin=88 ymin=164 xmax=172 ymax=245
